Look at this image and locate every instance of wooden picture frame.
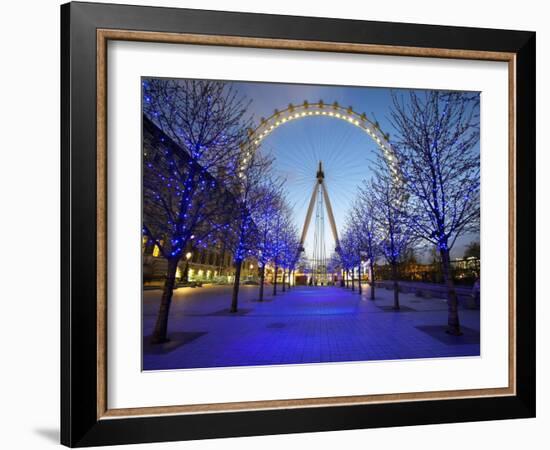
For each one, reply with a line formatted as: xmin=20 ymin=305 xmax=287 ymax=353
xmin=61 ymin=1 xmax=535 ymax=446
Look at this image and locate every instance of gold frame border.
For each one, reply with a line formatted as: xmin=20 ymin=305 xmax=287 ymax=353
xmin=96 ymin=29 xmax=517 ymax=420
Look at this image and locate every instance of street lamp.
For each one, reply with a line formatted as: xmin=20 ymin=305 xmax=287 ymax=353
xmin=184 ymin=252 xmax=192 ymax=283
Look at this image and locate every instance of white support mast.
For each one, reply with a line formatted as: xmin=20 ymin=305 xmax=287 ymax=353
xmin=299 ymin=161 xmax=340 ymax=252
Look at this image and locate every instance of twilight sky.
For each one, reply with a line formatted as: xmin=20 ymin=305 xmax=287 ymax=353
xmin=226 ymin=80 xmax=480 ymax=262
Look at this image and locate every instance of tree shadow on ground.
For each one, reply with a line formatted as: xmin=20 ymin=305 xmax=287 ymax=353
xmin=376 ymin=305 xmax=417 ymax=312
xmin=415 ymin=325 xmax=480 ymax=345
xmin=143 ymin=331 xmax=207 ymax=355
xmin=205 ymin=308 xmax=253 ymax=316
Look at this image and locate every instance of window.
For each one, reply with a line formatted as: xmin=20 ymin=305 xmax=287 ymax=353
xmin=152 ymin=245 xmax=160 ymax=257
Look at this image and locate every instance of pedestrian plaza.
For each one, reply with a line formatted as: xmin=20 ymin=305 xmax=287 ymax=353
xmin=143 ymin=284 xmax=480 ymax=370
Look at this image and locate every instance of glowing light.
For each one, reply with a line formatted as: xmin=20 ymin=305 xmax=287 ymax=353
xmin=245 ymin=103 xmax=396 ymax=184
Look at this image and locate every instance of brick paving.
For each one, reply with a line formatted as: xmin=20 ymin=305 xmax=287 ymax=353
xmin=142 ymin=284 xmax=480 ymax=370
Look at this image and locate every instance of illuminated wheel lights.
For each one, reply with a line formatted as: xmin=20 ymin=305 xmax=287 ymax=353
xmin=238 ymin=101 xmax=400 ymax=184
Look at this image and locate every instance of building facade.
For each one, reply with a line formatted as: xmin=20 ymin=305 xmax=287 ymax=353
xmin=142 ymin=115 xmax=253 ymax=287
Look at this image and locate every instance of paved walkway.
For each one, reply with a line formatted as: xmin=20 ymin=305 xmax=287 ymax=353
xmin=143 ymin=284 xmax=480 ymax=370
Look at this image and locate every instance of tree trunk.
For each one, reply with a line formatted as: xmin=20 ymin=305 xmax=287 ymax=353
xmin=369 ymin=261 xmax=376 ymax=300
xmin=358 ymin=262 xmax=362 ymax=295
xmin=286 ymin=269 xmax=292 ymax=291
xmin=287 ymin=269 xmax=291 ymax=290
xmin=183 ymin=260 xmax=190 ymax=284
xmin=273 ymin=264 xmax=278 ymax=296
xmin=282 ymin=269 xmax=286 ymax=292
xmin=230 ymin=259 xmax=243 ymax=312
xmin=351 ymin=269 xmax=355 ymax=291
xmin=440 ymin=249 xmax=462 ymax=335
xmin=151 ymin=258 xmax=179 ymax=344
xmin=259 ymin=265 xmax=266 ymax=301
xmin=391 ymin=262 xmax=400 ymax=310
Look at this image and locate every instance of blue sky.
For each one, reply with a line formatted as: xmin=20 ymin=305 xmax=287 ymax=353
xmin=228 ymin=80 xmax=480 ymax=261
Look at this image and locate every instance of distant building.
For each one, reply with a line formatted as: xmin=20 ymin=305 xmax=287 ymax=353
xmin=375 ymin=256 xmax=480 ymax=285
xmin=450 ymin=256 xmax=480 ymax=280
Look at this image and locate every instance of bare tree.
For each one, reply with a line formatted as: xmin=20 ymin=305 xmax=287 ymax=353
xmin=279 ymin=220 xmax=300 ymax=292
xmin=225 ymin=151 xmax=274 ymax=312
xmin=351 ymin=190 xmax=380 ymax=299
xmin=464 ymin=241 xmax=480 ymax=259
xmin=339 ymin=228 xmax=360 ymax=292
xmin=390 ymin=90 xmax=480 ymax=334
xmin=270 ymin=204 xmax=294 ymax=296
xmin=369 ymin=158 xmax=415 ymax=310
xmin=327 ymin=253 xmax=343 ymax=286
xmin=253 ymin=181 xmax=285 ymax=301
xmin=142 ymin=78 xmax=250 ymax=343
xmin=341 ymin=214 xmax=364 ymax=294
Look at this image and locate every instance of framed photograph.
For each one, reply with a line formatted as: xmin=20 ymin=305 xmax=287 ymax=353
xmin=61 ymin=1 xmax=536 ymax=447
